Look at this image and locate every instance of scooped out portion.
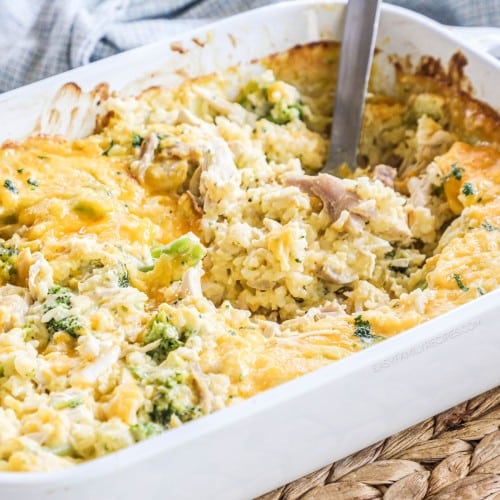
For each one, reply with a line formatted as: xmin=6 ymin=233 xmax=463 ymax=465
xmin=0 ymin=42 xmax=499 ymax=471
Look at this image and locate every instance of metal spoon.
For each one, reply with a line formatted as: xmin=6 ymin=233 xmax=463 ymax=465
xmin=322 ymin=0 xmax=381 ymax=176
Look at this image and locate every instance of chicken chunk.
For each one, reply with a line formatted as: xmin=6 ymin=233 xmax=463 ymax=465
xmin=287 ymin=174 xmax=360 ymax=222
xmin=130 ymin=133 xmax=159 ymax=183
xmin=373 ymin=164 xmax=397 ymax=188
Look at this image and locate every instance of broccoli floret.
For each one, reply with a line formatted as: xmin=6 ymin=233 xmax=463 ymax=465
xmin=45 ymin=286 xmax=73 ymax=310
xmin=45 ymin=316 xmax=83 ymax=339
xmin=0 ymin=243 xmax=18 ymax=283
xmin=144 ymin=313 xmax=181 ymax=363
xmin=150 ymin=233 xmax=206 ymax=264
xmin=353 ymin=315 xmax=383 ymax=345
xmin=267 ymin=102 xmax=304 ymax=125
xmin=149 ymin=388 xmax=201 ymax=428
xmin=141 ymin=232 xmax=207 ymax=274
xmin=43 ymin=287 xmax=81 ymax=339
xmin=143 ymin=312 xmax=196 ymax=363
xmin=238 ymin=79 xmax=304 ymax=125
xmin=54 ymin=294 xmax=72 ymax=308
xmin=130 ymin=422 xmax=163 ymax=442
xmin=237 ymin=80 xmax=271 ymax=117
xmin=144 ymin=371 xmax=202 ymax=428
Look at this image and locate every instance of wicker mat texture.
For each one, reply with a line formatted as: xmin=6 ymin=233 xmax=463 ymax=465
xmin=259 ymin=386 xmax=500 ymax=500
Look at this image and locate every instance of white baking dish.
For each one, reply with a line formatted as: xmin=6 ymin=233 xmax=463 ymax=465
xmin=0 ymin=2 xmax=499 ymax=498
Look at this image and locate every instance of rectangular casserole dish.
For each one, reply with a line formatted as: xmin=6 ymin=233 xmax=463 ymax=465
xmin=0 ymin=1 xmax=499 ymax=498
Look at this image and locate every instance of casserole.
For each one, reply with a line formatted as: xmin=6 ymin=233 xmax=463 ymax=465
xmin=0 ymin=1 xmax=499 ymax=498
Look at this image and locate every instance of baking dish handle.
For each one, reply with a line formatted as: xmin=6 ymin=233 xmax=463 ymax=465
xmin=447 ymin=27 xmax=500 ymax=59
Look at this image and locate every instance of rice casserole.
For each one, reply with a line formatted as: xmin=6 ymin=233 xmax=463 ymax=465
xmin=0 ymin=42 xmax=499 ymax=471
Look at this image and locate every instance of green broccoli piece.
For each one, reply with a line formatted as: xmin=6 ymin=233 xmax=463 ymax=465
xmin=143 ymin=312 xmax=197 ymax=363
xmin=43 ymin=286 xmax=83 ymax=339
xmin=141 ymin=371 xmax=201 ymax=428
xmin=45 ymin=316 xmax=83 ymax=339
xmin=237 ymin=80 xmax=271 ymax=117
xmin=130 ymin=422 xmax=163 ymax=442
xmin=0 ymin=243 xmax=18 ymax=283
xmin=353 ymin=315 xmax=371 ymax=339
xmin=149 ymin=388 xmax=201 ymax=428
xmin=267 ymin=102 xmax=304 ymax=125
xmin=237 ymin=79 xmax=304 ymax=125
xmin=141 ymin=232 xmax=207 ymax=273
xmin=150 ymin=233 xmax=207 ymax=261
xmin=144 ymin=312 xmax=181 ymax=363
xmin=353 ymin=315 xmax=383 ymax=344
xmin=45 ymin=286 xmax=73 ymax=310
xmin=132 ymin=133 xmax=144 ymax=148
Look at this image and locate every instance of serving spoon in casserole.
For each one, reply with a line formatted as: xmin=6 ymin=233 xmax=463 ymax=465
xmin=322 ymin=0 xmax=381 ymax=176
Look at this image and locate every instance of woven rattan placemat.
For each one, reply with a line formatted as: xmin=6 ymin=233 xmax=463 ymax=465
xmin=259 ymin=386 xmax=500 ymax=499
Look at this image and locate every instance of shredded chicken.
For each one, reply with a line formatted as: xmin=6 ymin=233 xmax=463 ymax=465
xmin=192 ymin=86 xmax=252 ymax=125
xmin=180 ymin=266 xmax=203 ymax=298
xmin=191 ymin=364 xmax=213 ymax=414
xmin=189 ymin=164 xmax=202 ymax=193
xmin=318 ymin=265 xmax=354 ymax=285
xmin=199 ymin=137 xmax=242 ymax=212
xmin=186 ymin=166 xmax=203 ymax=212
xmin=387 ymin=257 xmax=411 ymax=269
xmin=287 ymin=174 xmax=361 ymax=222
xmin=186 ymin=191 xmax=203 ymax=214
xmin=297 ymin=301 xmax=345 ymax=321
xmin=256 ymin=319 xmax=282 ymax=338
xmin=72 ymin=346 xmax=120 ymax=386
xmin=400 ymin=116 xmax=456 ymax=178
xmin=176 ymin=109 xmax=206 ymax=127
xmin=407 ymin=175 xmax=432 ymax=208
xmin=164 ymin=141 xmax=199 ymax=160
xmin=373 ymin=164 xmax=397 ymax=188
xmin=0 ymin=285 xmax=30 ymax=331
xmin=28 ymin=252 xmax=54 ymax=301
xmin=175 ymin=109 xmax=242 ymax=214
xmin=130 ymin=133 xmax=159 ymax=183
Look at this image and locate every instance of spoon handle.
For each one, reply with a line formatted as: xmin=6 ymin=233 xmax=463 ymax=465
xmin=323 ymin=0 xmax=381 ymax=175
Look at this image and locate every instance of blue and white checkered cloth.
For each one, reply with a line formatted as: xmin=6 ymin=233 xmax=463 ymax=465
xmin=0 ymin=0 xmax=499 ymax=93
